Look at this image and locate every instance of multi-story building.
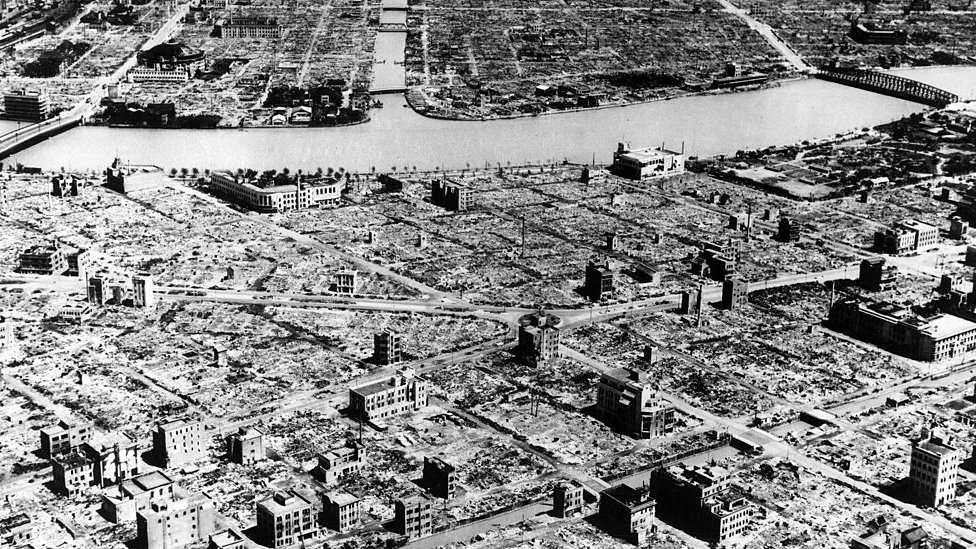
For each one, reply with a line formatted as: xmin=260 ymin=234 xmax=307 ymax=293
xmin=431 ymin=180 xmax=472 ymax=212
xmin=423 ymin=456 xmax=456 ymax=499
xmin=585 ymin=260 xmax=614 ymax=302
xmin=691 ymin=240 xmax=739 ymax=281
xmin=334 ymin=270 xmax=358 ymax=294
xmin=136 ymin=493 xmax=216 ymax=549
xmin=40 ymin=419 xmax=94 ymax=458
xmin=3 ymin=89 xmax=49 ymax=121
xmin=829 ymin=298 xmax=976 ymax=362
xmin=910 ymin=432 xmax=961 ymax=508
xmin=322 ymin=491 xmax=361 ymax=533
xmin=777 ymin=216 xmax=801 ymax=242
xmin=52 ymin=450 xmax=95 ymax=495
xmin=226 ymin=427 xmax=264 ymax=465
xmin=314 ymin=442 xmax=364 ymax=483
xmin=517 ymin=310 xmax=560 ymax=365
xmin=374 ymin=332 xmax=402 ymax=365
xmin=599 ymin=484 xmax=656 ymax=546
xmin=256 ymin=490 xmax=318 ymax=548
xmin=859 ymin=257 xmax=886 ymax=291
xmin=721 ymin=278 xmax=748 ymax=310
xmin=553 ymin=481 xmax=585 ymax=518
xmin=51 ymin=174 xmax=81 ymax=197
xmin=208 ymin=171 xmax=341 ymax=212
xmin=101 ymin=471 xmax=176 ymax=523
xmin=17 ymin=244 xmax=68 ymax=275
xmin=849 ymin=20 xmax=908 ymax=45
xmin=82 ymin=432 xmax=141 ymax=487
xmin=152 ymin=419 xmax=205 ymax=468
xmin=610 ymin=142 xmax=684 ymax=180
xmin=0 ymin=514 xmax=31 ymax=547
xmin=596 ymin=368 xmax=675 ymax=439
xmin=394 ymin=494 xmax=432 ymax=539
xmin=650 ymin=464 xmax=756 ymax=543
xmin=216 ymin=16 xmax=282 ymax=38
xmin=132 ymin=274 xmax=155 ymax=308
xmin=348 ymin=367 xmax=429 ymax=422
xmin=875 ymin=219 xmax=939 ymax=255
xmin=87 ymin=276 xmax=106 ymax=306
xmin=130 ymin=41 xmax=205 ymax=84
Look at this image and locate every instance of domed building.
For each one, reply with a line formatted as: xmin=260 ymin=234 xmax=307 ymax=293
xmin=128 ymin=41 xmax=206 ymax=83
xmin=136 ymin=41 xmax=206 ymax=72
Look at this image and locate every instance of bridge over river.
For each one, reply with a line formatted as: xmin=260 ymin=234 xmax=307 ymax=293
xmin=817 ymin=68 xmax=960 ymax=108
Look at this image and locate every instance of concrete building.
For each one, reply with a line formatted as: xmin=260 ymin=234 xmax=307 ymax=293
xmin=313 ymin=441 xmax=364 ymax=484
xmin=431 ymin=179 xmax=472 ymax=212
xmin=40 ymin=419 xmax=93 ymax=458
xmin=216 ymin=16 xmax=282 ymax=38
xmin=553 ymin=481 xmax=585 ymax=518
xmin=950 ymin=217 xmax=968 ymax=240
xmin=334 ymin=270 xmax=358 ymax=294
xmin=875 ymin=219 xmax=939 ymax=255
xmin=256 ymin=491 xmax=318 ymax=548
xmin=650 ymin=464 xmax=756 ymax=543
xmin=777 ymin=216 xmax=801 ymax=242
xmin=87 ymin=276 xmax=106 ymax=305
xmin=373 ymin=331 xmax=402 ymax=365
xmin=52 ymin=174 xmax=81 ymax=197
xmin=136 ymin=493 xmax=215 ymax=549
xmin=423 ymin=456 xmax=456 ymax=499
xmin=679 ymin=288 xmax=701 ymax=315
xmin=859 ymin=257 xmax=886 ymax=291
xmin=348 ymin=367 xmax=429 ymax=422
xmin=610 ymin=142 xmax=685 ymax=180
xmin=851 ymin=525 xmax=930 ymax=549
xmin=596 ymin=368 xmax=675 ymax=439
xmin=209 ymin=171 xmax=341 ymax=213
xmin=17 ymin=244 xmax=67 ymax=275
xmin=226 ymin=427 xmax=264 ymax=465
xmin=585 ymin=260 xmax=614 ymax=302
xmin=208 ymin=529 xmax=245 ymax=549
xmin=910 ymin=432 xmax=961 ymax=508
xmin=517 ymin=310 xmax=560 ymax=365
xmin=393 ymin=494 xmax=432 ymax=539
xmin=132 ymin=274 xmax=155 ymax=308
xmin=849 ymin=20 xmax=908 ymax=45
xmin=152 ymin=419 xmax=205 ymax=468
xmin=721 ymin=278 xmax=748 ymax=310
xmin=691 ymin=240 xmax=738 ymax=281
xmin=101 ymin=470 xmax=176 ymax=523
xmin=3 ymin=89 xmax=48 ymax=121
xmin=52 ymin=450 xmax=96 ymax=495
xmin=322 ymin=491 xmax=361 ymax=532
xmin=829 ymin=298 xmax=976 ymax=361
xmin=82 ymin=432 xmax=141 ymax=487
xmin=0 ymin=514 xmax=31 ymax=547
xmin=599 ymin=484 xmax=656 ymax=546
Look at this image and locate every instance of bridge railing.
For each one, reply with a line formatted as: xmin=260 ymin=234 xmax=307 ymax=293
xmin=816 ymin=68 xmax=959 ymax=108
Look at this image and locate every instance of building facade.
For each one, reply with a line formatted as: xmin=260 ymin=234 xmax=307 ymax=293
xmin=101 ymin=471 xmax=176 ymax=524
xmin=431 ymin=179 xmax=472 ymax=212
xmin=152 ymin=419 xmax=205 ymax=468
xmin=0 ymin=514 xmax=31 ymax=547
xmin=596 ymin=368 xmax=675 ymax=439
xmin=3 ymin=90 xmax=48 ymax=121
xmin=313 ymin=442 xmax=364 ymax=484
xmin=17 ymin=244 xmax=68 ymax=275
xmin=394 ymin=494 xmax=432 ymax=539
xmin=553 ymin=481 xmax=585 ymax=518
xmin=136 ymin=494 xmax=216 ymax=549
xmin=374 ymin=332 xmax=402 ymax=365
xmin=422 ymin=456 xmax=456 ymax=499
xmin=650 ymin=464 xmax=756 ymax=543
xmin=585 ymin=261 xmax=614 ymax=302
xmin=217 ymin=16 xmax=282 ymax=38
xmin=599 ymin=484 xmax=656 ymax=546
xmin=517 ymin=311 xmax=560 ymax=365
xmin=40 ymin=419 xmax=94 ymax=458
xmin=348 ymin=367 xmax=429 ymax=422
xmin=256 ymin=491 xmax=318 ymax=548
xmin=910 ymin=432 xmax=961 ymax=508
xmin=132 ymin=274 xmax=156 ymax=308
xmin=227 ymin=427 xmax=264 ymax=465
xmin=610 ymin=142 xmax=684 ymax=180
xmin=322 ymin=491 xmax=361 ymax=533
xmin=209 ymin=171 xmax=341 ymax=213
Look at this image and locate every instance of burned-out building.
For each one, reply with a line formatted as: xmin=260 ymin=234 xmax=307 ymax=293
xmin=595 ymin=368 xmax=675 ymax=439
xmin=422 ymin=456 xmax=456 ymax=499
xmin=348 ymin=367 xmax=429 ymax=423
xmin=599 ymin=484 xmax=656 ymax=546
xmin=650 ymin=464 xmax=756 ymax=543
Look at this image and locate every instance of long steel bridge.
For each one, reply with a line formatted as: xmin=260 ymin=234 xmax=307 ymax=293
xmin=816 ymin=68 xmax=960 ymax=108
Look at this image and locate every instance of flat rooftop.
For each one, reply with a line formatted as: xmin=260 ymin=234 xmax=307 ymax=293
xmin=326 ymin=491 xmax=360 ymax=506
xmin=130 ymin=471 xmax=175 ymax=493
xmin=917 ymin=314 xmax=976 ymax=340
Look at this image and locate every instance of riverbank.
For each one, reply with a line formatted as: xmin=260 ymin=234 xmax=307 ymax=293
xmin=403 ymin=73 xmax=801 ymax=123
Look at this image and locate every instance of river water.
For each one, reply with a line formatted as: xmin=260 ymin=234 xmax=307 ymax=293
xmin=8 ymin=66 xmax=976 ymax=173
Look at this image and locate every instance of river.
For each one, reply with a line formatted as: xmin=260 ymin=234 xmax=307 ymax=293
xmin=7 ymin=66 xmax=976 ymax=173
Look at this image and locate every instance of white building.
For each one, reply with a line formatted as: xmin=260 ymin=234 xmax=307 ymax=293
xmin=209 ymin=171 xmax=341 ymax=213
xmin=610 ymin=142 xmax=685 ymax=180
xmin=909 ymin=431 xmax=961 ymax=508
